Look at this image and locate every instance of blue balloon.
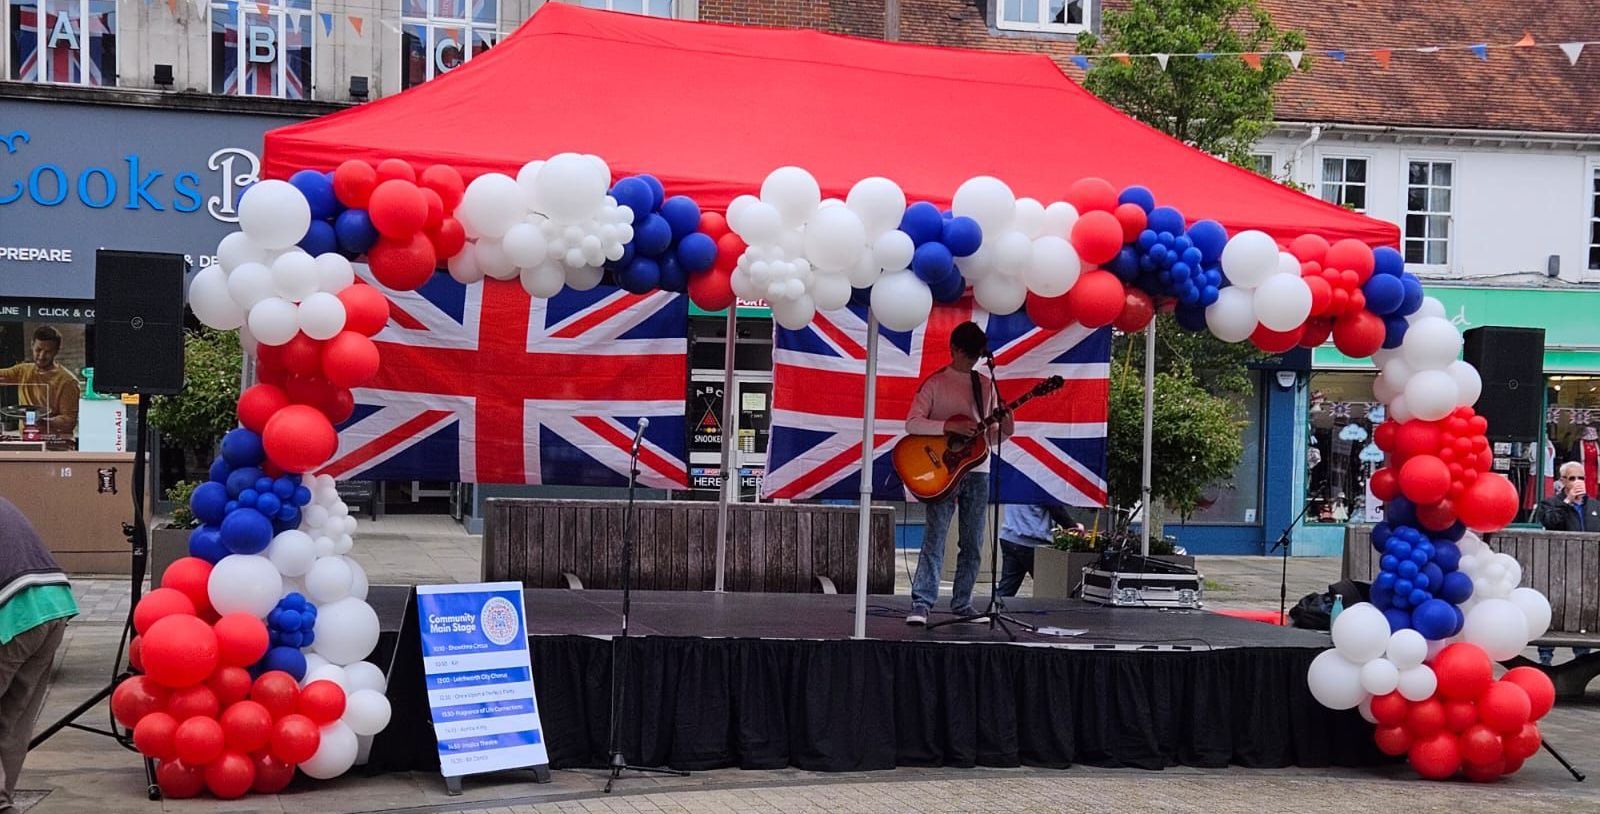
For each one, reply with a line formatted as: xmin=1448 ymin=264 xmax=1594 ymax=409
xmin=1370 ymin=580 xmax=1393 ymax=609
xmin=271 ymin=476 xmax=296 ymax=499
xmin=1373 ymin=246 xmax=1405 ymax=278
xmin=618 ymin=256 xmax=661 ymax=294
xmin=633 ymin=213 xmax=673 ymax=258
xmin=610 ymin=241 xmax=637 ymax=272
xmin=220 ymin=507 xmax=274 ymax=555
xmin=277 ymin=504 xmax=300 ymax=525
xmin=221 ymin=428 xmax=265 ymax=468
xmin=1394 ymin=578 xmax=1414 ymax=597
xmin=941 ymin=216 xmax=983 ymax=257
xmin=1385 ymin=538 xmax=1412 ymax=560
xmin=1186 ymin=220 xmax=1227 ymax=263
xmin=1107 ymin=248 xmax=1140 ymax=282
xmin=1136 ymin=229 xmax=1159 ymax=250
xmin=188 ymin=524 xmax=228 ymax=563
xmin=1415 ymin=540 xmax=1435 ymax=560
xmin=190 ymin=481 xmax=230 ymax=526
xmin=298 ymin=219 xmax=338 ymax=257
xmin=1174 ymin=304 xmax=1207 ymax=332
xmin=1386 ymin=496 xmax=1418 ymax=528
xmin=1398 ymin=274 xmax=1425 ymax=315
xmin=1422 ymin=562 xmax=1444 ymax=587
xmin=675 ymin=232 xmax=717 ymax=273
xmin=657 ymin=254 xmax=687 ymax=293
xmin=1413 ymin=573 xmax=1430 ymax=591
xmin=849 ymin=286 xmax=872 ymax=308
xmin=290 ymin=169 xmax=339 ymax=221
xmin=209 ymin=456 xmax=231 ymax=483
xmin=930 ymin=270 xmax=965 ymax=303
xmin=1439 ymin=571 xmax=1473 ymax=604
xmin=1397 ymin=559 xmax=1419 ymax=579
xmin=610 ymin=177 xmax=654 ymax=222
xmin=1117 ymin=185 xmax=1156 ymax=213
xmin=1363 ymin=274 xmax=1405 ymax=316
xmin=1380 ymin=554 xmax=1400 ymax=573
xmin=1148 ymin=206 xmax=1186 ymax=236
xmin=1199 ymin=285 xmax=1219 ymax=306
xmin=1408 ymin=588 xmax=1431 ymax=607
xmin=1382 ymin=316 xmax=1409 ymax=350
xmin=1437 ymin=521 xmax=1466 ymax=542
xmin=911 ymin=242 xmax=955 ymax=284
xmin=224 ymin=500 xmax=239 ymax=515
xmin=280 ymin=609 xmax=303 ymax=631
xmin=225 ymin=466 xmax=263 ymax=499
xmin=659 ymin=196 xmax=701 ymax=240
xmin=1370 ymin=522 xmax=1393 ymax=551
xmin=334 ymin=209 xmax=379 ymax=255
xmin=255 ymin=492 xmax=282 ymax=517
xmin=260 ymin=646 xmax=307 ymax=682
xmin=1411 ymin=598 xmax=1457 ymax=640
xmin=292 ymin=485 xmax=313 ymax=507
xmin=1432 ymin=541 xmax=1461 ymax=571
xmin=1383 ymin=607 xmax=1413 ymax=631
xmin=899 ymin=202 xmax=944 ymax=246
xmin=254 ymin=476 xmax=274 ymax=493
xmin=238 ymin=488 xmax=259 ymax=508
xmin=638 ymin=174 xmax=666 ymax=211
xmin=1450 ymin=605 xmax=1465 ymax=637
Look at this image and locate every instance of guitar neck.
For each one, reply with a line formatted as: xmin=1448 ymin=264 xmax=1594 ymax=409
xmin=978 ymin=391 xmax=1038 ymax=429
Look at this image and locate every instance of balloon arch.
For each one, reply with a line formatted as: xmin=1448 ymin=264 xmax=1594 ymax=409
xmin=113 ymin=155 xmax=1553 ymax=798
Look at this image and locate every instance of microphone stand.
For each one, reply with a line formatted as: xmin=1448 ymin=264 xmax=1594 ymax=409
xmin=604 ymin=417 xmax=689 ymax=793
xmin=1271 ymin=497 xmax=1317 ymax=625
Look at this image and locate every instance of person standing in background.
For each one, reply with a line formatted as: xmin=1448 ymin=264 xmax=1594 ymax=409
xmin=0 ymin=326 xmax=81 ymax=436
xmin=997 ymin=504 xmax=1084 ymax=597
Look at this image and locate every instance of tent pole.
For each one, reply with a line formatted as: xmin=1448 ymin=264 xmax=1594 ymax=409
xmin=853 ymin=313 xmax=880 ymax=640
xmin=1140 ymin=320 xmax=1155 ymax=557
xmin=713 ymin=306 xmax=737 ymax=593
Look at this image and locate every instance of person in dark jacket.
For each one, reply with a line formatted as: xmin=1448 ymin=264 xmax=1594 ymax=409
xmin=1535 ymin=463 xmax=1596 ymax=666
xmin=996 ymin=503 xmax=1083 ymax=597
xmin=0 ymin=497 xmax=78 ymax=813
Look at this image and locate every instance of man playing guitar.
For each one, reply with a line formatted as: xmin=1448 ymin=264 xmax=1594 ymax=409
xmin=904 ymin=321 xmax=1013 ymax=625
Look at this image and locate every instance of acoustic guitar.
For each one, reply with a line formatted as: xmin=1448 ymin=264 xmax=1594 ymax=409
xmin=891 ymin=375 xmax=1065 ymax=502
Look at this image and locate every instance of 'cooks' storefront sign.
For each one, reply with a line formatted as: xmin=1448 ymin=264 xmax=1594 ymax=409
xmin=0 ymin=98 xmax=307 ymax=300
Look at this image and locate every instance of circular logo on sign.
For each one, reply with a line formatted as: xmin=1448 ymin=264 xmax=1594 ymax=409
xmin=480 ymin=596 xmax=520 ymax=646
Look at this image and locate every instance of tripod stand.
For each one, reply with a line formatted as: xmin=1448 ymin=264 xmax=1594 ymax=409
xmin=604 ymin=417 xmax=689 ymax=794
xmin=1270 ymin=498 xmax=1317 ymax=625
xmin=28 ymin=393 xmax=160 ymax=800
xmin=926 ymin=355 xmax=1034 ymax=641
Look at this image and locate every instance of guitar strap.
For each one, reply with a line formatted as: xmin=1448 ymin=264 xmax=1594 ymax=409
xmin=969 ymin=370 xmax=985 ymax=423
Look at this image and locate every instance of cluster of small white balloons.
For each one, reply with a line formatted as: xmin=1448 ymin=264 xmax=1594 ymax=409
xmin=189 ymin=180 xmax=356 ymax=345
xmin=1202 ymin=231 xmax=1315 ymax=341
xmin=726 ymin=167 xmax=865 ymax=330
xmin=1454 ymin=532 xmax=1552 ymax=660
xmin=1371 ymin=301 xmax=1484 ymax=422
xmin=450 ymin=153 xmax=634 ymax=298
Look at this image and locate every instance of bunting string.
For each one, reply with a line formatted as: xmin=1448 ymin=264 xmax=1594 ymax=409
xmin=1069 ymin=32 xmax=1597 ymax=72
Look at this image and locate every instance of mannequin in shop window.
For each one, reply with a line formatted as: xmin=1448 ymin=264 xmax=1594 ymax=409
xmin=1572 ymin=426 xmax=1600 ymax=500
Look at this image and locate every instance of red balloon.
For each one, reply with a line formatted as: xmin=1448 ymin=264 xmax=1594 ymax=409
xmin=1065 ymin=177 xmax=1118 ymax=213
xmin=419 ymin=164 xmax=465 ymax=210
xmin=156 ymin=759 xmax=207 ymax=799
xmin=1501 ymin=754 xmax=1526 ymax=775
xmin=420 ymin=187 xmax=445 ymax=232
xmin=687 ymin=268 xmax=735 ymax=313
xmin=322 ymin=331 xmax=381 ymax=389
xmin=298 ymin=680 xmax=347 ymax=724
xmin=1370 ymin=692 xmax=1409 ymax=726
xmin=1069 ymin=210 xmax=1125 ymax=266
xmin=1405 ymin=697 xmax=1446 ymax=738
xmin=337 ymin=283 xmax=391 ymax=337
xmin=159 ymin=558 xmax=217 ymax=621
xmin=368 ymin=233 xmax=438 ymax=291
xmin=1332 ymin=310 xmax=1385 ymax=358
xmin=271 ymin=714 xmax=323 ymax=764
xmin=1302 ymin=274 xmax=1333 ymax=317
xmin=1369 ymin=468 xmax=1398 ymax=502
xmin=133 ymin=588 xmax=196 ymax=636
xmin=713 ymin=232 xmax=746 ymax=273
xmin=323 ymin=388 xmax=356 ymax=425
xmin=1416 ymin=499 xmax=1458 ymax=532
xmin=283 ymin=373 xmax=331 ymax=407
xmin=1458 ymin=724 xmax=1503 ymax=766
xmin=1394 ymin=420 xmax=1444 ymax=460
xmin=133 ymin=711 xmax=180 ymax=760
xmin=1325 ymin=238 xmax=1375 ymax=283
xmin=699 ymin=211 xmax=729 ymax=240
xmin=1479 ymin=682 xmax=1532 ymax=735
xmin=237 ymin=383 xmax=291 ymax=435
xmin=1112 ymin=203 xmax=1148 ymax=243
xmin=174 ymin=716 xmax=226 ymax=766
xmin=252 ymin=752 xmax=297 ymax=793
xmin=220 ymin=700 xmax=274 ymax=753
xmin=1374 ymin=421 xmax=1396 ymax=452
xmin=1289 ymin=234 xmax=1329 ymax=264
xmin=129 ymin=635 xmax=144 ymax=672
xmin=1463 ymin=757 xmax=1504 ymax=782
xmin=1399 ymin=454 xmax=1451 ymax=504
xmin=204 ymin=751 xmax=257 ymax=800
xmin=1025 ymin=291 xmax=1074 ymax=331
xmin=368 ymin=180 xmax=429 ymax=239
xmin=332 ymin=160 xmax=377 ymax=209
xmin=1502 ymin=722 xmax=1540 ymax=761
xmin=1501 ymin=666 xmax=1556 ymax=720
xmin=1297 ymin=316 xmax=1334 ymax=349
xmin=263 ymin=404 xmax=338 ymax=474
xmin=1434 ymin=643 xmax=1494 ymax=702
xmin=142 ymin=614 xmax=220 ymax=689
xmin=1443 ymin=698 xmax=1479 ymax=733
xmin=280 ymin=332 xmax=325 ymax=377
xmin=1457 ymin=474 xmax=1519 ymax=532
xmin=167 ymin=684 xmax=221 ymax=722
xmin=375 ymin=158 xmax=417 ymax=185
xmin=251 ymin=671 xmax=302 ymax=719
xmin=1065 ymin=270 xmax=1125 ymax=328
xmin=214 ymin=613 xmax=270 ymax=669
xmin=1408 ymin=732 xmax=1462 ymax=780
xmin=1373 ymin=724 xmax=1411 ymax=756
xmin=1250 ymin=323 xmax=1304 ymax=354
xmin=208 ymin=666 xmax=254 ymax=708
xmin=112 ymin=675 xmax=170 ymax=727
xmin=428 ymin=217 xmax=467 ymax=260
xmin=1112 ymin=288 xmax=1155 ymax=333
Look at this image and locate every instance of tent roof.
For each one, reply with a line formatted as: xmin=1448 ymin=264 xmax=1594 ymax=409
xmin=263 ymin=4 xmax=1397 ymax=247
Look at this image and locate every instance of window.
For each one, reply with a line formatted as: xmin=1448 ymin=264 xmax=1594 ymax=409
xmin=7 ymin=0 xmax=115 ymax=85
xmin=401 ymin=0 xmax=496 ymax=90
xmin=211 ymin=0 xmax=312 ymax=98
xmin=1305 ymin=372 xmax=1381 ymax=524
xmin=1404 ymin=159 xmax=1453 ymax=266
xmin=1589 ymin=167 xmax=1599 ymax=271
xmin=997 ymin=0 xmax=1089 ymax=32
xmin=1249 ymin=153 xmax=1274 ymax=177
xmin=579 ymin=0 xmax=675 ymax=15
xmin=1320 ymin=156 xmax=1367 ymax=212
xmin=1162 ymin=377 xmax=1262 ymax=525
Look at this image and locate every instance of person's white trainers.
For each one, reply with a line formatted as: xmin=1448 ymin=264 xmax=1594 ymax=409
xmin=906 ymin=611 xmax=927 ymax=626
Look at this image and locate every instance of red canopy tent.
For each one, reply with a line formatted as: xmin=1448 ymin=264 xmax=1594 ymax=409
xmin=263 ymin=3 xmax=1396 ymax=247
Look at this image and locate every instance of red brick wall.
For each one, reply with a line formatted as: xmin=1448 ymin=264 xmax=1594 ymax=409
xmin=697 ymin=0 xmax=885 ymax=39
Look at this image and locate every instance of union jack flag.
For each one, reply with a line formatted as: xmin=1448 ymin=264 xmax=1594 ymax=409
xmin=763 ymin=300 xmax=1110 ymax=506
xmin=211 ymin=2 xmax=311 ymax=99
xmin=14 ymin=1 xmax=114 ymax=86
xmin=323 ymin=269 xmax=689 ymax=489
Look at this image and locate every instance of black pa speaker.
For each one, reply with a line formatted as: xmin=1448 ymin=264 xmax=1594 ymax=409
xmin=1463 ymin=326 xmax=1543 ymax=443
xmin=94 ymin=250 xmax=187 ymax=395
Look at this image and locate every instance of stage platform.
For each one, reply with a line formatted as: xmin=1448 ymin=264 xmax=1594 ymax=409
xmin=367 ymin=586 xmax=1384 ymax=774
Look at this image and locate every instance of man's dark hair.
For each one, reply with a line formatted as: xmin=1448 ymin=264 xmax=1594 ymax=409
xmin=949 ymin=321 xmax=987 ymax=358
xmin=32 ymin=325 xmax=62 ymax=347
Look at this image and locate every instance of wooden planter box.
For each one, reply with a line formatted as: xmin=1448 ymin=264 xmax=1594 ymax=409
xmin=1033 ymin=548 xmax=1197 ymax=599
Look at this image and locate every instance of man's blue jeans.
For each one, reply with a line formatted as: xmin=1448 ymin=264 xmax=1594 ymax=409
xmin=911 ymin=470 xmax=990 ymax=614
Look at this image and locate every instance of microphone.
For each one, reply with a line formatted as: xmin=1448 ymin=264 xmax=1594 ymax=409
xmin=631 ymin=416 xmax=649 ymax=458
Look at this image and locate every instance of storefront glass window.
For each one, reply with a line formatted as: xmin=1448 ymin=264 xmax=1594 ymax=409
xmin=7 ymin=0 xmax=115 ymax=85
xmin=401 ymin=0 xmax=495 ymax=90
xmin=1546 ymin=375 xmax=1600 ymax=505
xmin=1305 ymin=371 xmax=1383 ymax=524
xmin=211 ymin=0 xmax=313 ymax=98
xmin=1162 ymin=379 xmax=1262 ymax=525
xmin=0 ymin=320 xmax=90 ymax=450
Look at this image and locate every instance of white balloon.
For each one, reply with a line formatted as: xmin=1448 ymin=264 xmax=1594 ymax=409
xmin=771 ymin=294 xmax=816 ymax=331
xmin=972 ymin=273 xmax=1026 ymax=315
xmin=314 ymin=253 xmax=355 ymax=293
xmin=1388 ymin=394 xmax=1414 ymax=423
xmin=1461 ymin=598 xmax=1531 ymax=660
xmin=1445 ymin=360 xmax=1482 ymax=407
xmin=1331 ymin=603 xmax=1391 ymax=663
xmin=312 ymin=597 xmax=381 ymax=666
xmin=302 ymin=503 xmax=331 ymax=531
xmin=1372 ymin=371 xmax=1402 ymax=404
xmin=1306 ymin=649 xmax=1367 ymax=710
xmin=343 ymin=660 xmax=387 ymax=694
xmin=871 ymin=229 xmax=915 ymax=272
xmin=725 ymin=194 xmax=760 ymax=235
xmin=343 ymin=689 xmax=392 ymax=737
xmin=300 ymin=720 xmax=359 ymax=780
xmin=1385 ymin=629 xmax=1429 ymax=670
xmin=502 ymin=221 xmax=550 ymax=268
xmin=951 ymin=176 xmax=1016 ymax=237
xmin=346 ymin=556 xmax=369 ymax=600
xmin=761 ymin=166 xmax=822 ymax=228
xmin=266 ymin=529 xmax=317 ymax=578
xmin=1038 ymin=201 xmax=1079 ymax=238
xmin=296 ymin=292 xmax=347 ymax=341
xmin=247 ymin=297 xmax=300 ymax=346
xmin=1396 ymin=664 xmax=1438 ymax=701
xmin=207 ymin=554 xmax=284 ymax=618
xmin=1403 ymin=369 xmax=1460 ymax=422
xmin=844 ymin=177 xmax=906 ymax=238
xmin=845 ymin=253 xmax=881 ymax=289
xmin=564 ymin=264 xmax=601 ymax=292
xmin=1359 ymin=658 xmax=1401 ymax=696
xmin=803 ymin=205 xmax=867 ymax=272
xmin=514 ymin=160 xmax=546 ymax=212
xmin=475 ymin=239 xmax=518 ymax=282
xmin=218 ymin=231 xmax=267 ymax=273
xmin=1024 ymin=236 xmax=1082 ymax=297
xmin=1411 ymin=296 xmax=1447 ymax=321
xmin=993 ymin=230 xmax=1034 ymax=277
xmin=535 ymin=153 xmax=608 ymax=224
xmin=734 ymin=201 xmax=784 ymax=245
xmin=870 ymin=270 xmax=933 ymax=332
xmin=446 ymin=244 xmax=484 ymax=285
xmin=355 ymin=735 xmax=375 ymax=767
xmin=1012 ymin=197 xmax=1046 ymax=238
xmin=1253 ymin=273 xmax=1313 ymax=331
xmin=458 ymin=173 xmax=525 ymax=239
xmin=520 ymin=262 xmax=567 ymax=298
xmin=1402 ymin=316 xmax=1463 ymax=371
xmin=302 ymin=654 xmax=334 ymax=685
xmin=1219 ymin=230 xmax=1279 ymax=288
xmin=226 ymin=261 xmax=277 ymax=310
xmin=811 ymin=271 xmax=852 ymax=311
xmin=1508 ymin=587 xmax=1552 ymax=640
xmin=305 ymin=556 xmax=355 ymax=603
xmin=1380 ymin=356 xmax=1415 ymax=389
xmin=188 ymin=265 xmax=245 ymax=330
xmin=271 ymin=250 xmax=320 ymax=302
xmin=1205 ymin=287 xmax=1257 ymax=343
xmin=238 ymin=180 xmax=311 ymax=250
xmin=1358 ymin=696 xmax=1379 ymax=724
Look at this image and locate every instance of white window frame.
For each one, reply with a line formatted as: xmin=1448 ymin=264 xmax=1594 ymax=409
xmin=578 ymin=0 xmax=678 ymax=16
xmin=7 ymin=0 xmax=116 ymax=86
xmin=995 ymin=0 xmax=1092 ymax=34
xmin=1587 ymin=159 xmax=1600 ymax=279
xmin=1318 ymin=154 xmax=1370 ymax=214
xmin=209 ymin=0 xmax=314 ymax=99
xmin=399 ymin=0 xmax=497 ymax=90
xmin=1400 ymin=154 xmax=1456 ymax=273
xmin=1248 ymin=152 xmax=1275 ymax=177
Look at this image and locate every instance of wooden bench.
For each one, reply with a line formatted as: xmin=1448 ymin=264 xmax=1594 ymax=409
xmin=481 ymin=498 xmax=897 ymax=594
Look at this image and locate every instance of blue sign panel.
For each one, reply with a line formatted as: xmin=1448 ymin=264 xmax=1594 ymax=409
xmin=416 ymin=582 xmax=550 ymax=777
